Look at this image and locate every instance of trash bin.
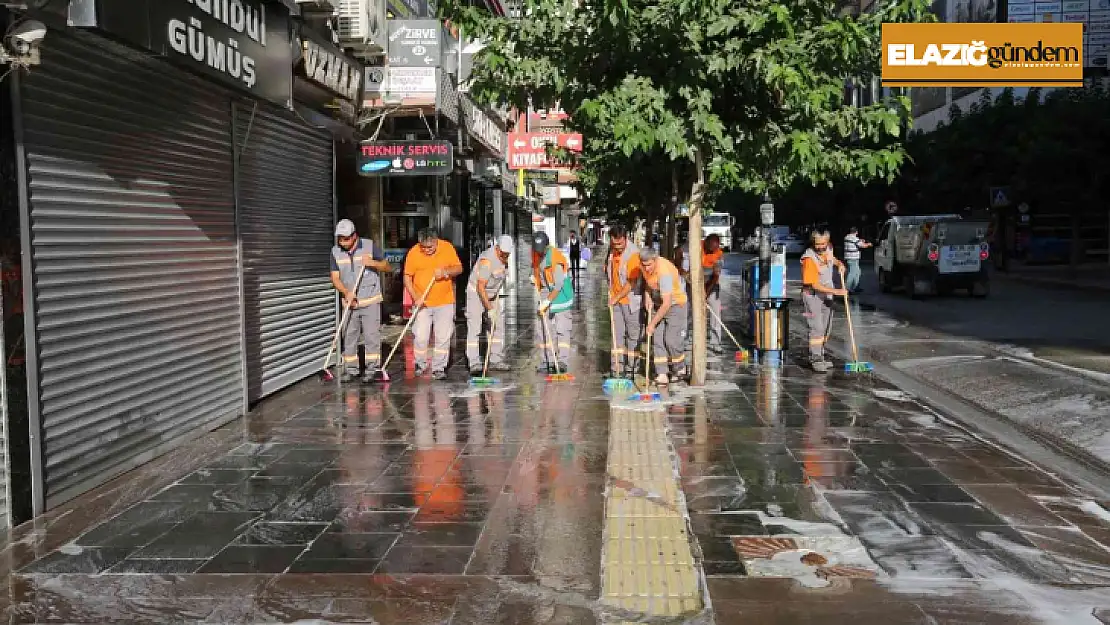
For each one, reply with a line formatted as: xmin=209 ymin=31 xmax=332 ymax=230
xmin=753 ymin=297 xmax=790 ymax=352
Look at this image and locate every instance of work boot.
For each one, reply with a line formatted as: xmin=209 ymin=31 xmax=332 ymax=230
xmin=654 ymin=373 xmax=670 ymax=386
xmin=340 ymin=370 xmax=358 ymax=383
xmin=490 ymin=362 xmax=512 ymax=372
xmin=811 ymin=360 xmax=831 ymax=373
xmin=414 ymin=366 xmax=428 ymax=378
xmin=469 ymin=365 xmax=484 ymax=376
xmin=432 ymin=370 xmax=448 ymax=381
xmin=361 ymin=368 xmax=382 ymax=383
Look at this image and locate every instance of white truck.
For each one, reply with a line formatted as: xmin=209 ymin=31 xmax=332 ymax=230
xmin=702 ymin=212 xmax=734 ymax=252
xmin=874 ymin=215 xmax=991 ymax=298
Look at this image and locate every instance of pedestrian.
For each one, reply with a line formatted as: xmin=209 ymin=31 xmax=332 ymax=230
xmin=606 ymin=225 xmax=643 ymax=378
xmin=800 ymin=230 xmax=847 ymax=373
xmin=330 ymin=219 xmax=392 ymax=383
xmin=568 ymin=231 xmax=581 ymax=276
xmin=701 ymin=234 xmax=725 ymax=354
xmin=465 ymin=235 xmax=514 ymax=375
xmin=403 ymin=229 xmax=463 ymax=380
xmin=640 ymin=247 xmax=688 ymax=385
xmin=843 ymin=226 xmax=872 ymax=293
xmin=532 ymin=231 xmax=575 ymax=373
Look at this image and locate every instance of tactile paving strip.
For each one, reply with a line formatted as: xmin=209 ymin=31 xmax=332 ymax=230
xmin=602 ymin=407 xmax=704 ymax=621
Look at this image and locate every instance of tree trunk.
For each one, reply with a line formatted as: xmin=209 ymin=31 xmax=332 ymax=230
xmin=688 ymin=151 xmax=708 ymax=386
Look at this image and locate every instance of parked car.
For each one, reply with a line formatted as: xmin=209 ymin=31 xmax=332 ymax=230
xmin=777 ymin=233 xmax=805 ymax=256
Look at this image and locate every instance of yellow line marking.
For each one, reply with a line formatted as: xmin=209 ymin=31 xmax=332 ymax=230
xmin=602 ymin=406 xmax=704 ymax=621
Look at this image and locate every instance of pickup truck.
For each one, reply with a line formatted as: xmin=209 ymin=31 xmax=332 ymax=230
xmin=874 ymin=215 xmax=991 ymax=298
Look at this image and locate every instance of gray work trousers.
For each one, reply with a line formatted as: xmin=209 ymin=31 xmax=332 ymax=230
xmin=707 ymin=286 xmax=722 ymax=350
xmin=343 ymin=303 xmax=381 ymax=374
xmin=413 ymin=304 xmax=454 ymax=373
xmin=611 ymin=301 xmax=642 ymax=371
xmin=465 ymin=290 xmax=504 ymax=367
xmin=802 ymin=290 xmax=833 ymax=362
xmin=652 ymin=303 xmax=688 ymax=376
xmin=535 ymin=309 xmax=572 ymax=368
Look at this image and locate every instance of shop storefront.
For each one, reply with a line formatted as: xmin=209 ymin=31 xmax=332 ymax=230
xmin=0 ymin=0 xmax=353 ymax=522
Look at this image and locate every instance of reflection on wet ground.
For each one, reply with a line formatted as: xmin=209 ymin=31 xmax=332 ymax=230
xmin=6 ymin=261 xmax=1110 ymax=623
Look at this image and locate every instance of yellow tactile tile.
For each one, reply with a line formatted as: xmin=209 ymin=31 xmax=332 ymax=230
xmin=601 ymin=406 xmax=704 ymax=620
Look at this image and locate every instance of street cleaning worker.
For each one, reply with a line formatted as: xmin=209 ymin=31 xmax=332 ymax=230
xmin=800 ymin=230 xmax=847 ymax=373
xmin=532 ymin=231 xmax=574 ymax=373
xmin=606 ymin=225 xmax=643 ymax=378
xmin=701 ymin=234 xmax=725 ymax=354
xmin=330 ymin=219 xmax=392 ymax=383
xmin=465 ymin=235 xmax=514 ymax=375
xmin=404 ymin=229 xmax=463 ymax=380
xmin=640 ymin=247 xmax=688 ymax=385
xmin=843 ymin=226 xmax=872 ymax=294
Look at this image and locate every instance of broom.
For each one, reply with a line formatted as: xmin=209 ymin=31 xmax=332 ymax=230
xmin=839 ymin=266 xmax=873 ymax=373
xmin=602 ymin=304 xmax=633 ymax=391
xmin=705 ymin=301 xmax=750 ymax=362
xmin=630 ymin=323 xmax=662 ymax=402
xmin=320 ymin=265 xmax=368 ymax=382
xmin=541 ymin=308 xmax=574 ymax=382
xmin=370 ymin=278 xmax=436 ymax=383
xmin=469 ymin=306 xmax=500 ymax=386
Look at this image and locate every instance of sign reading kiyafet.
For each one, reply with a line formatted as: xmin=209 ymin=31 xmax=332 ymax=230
xmin=358 ymin=140 xmax=454 ymax=176
xmin=506 ymin=132 xmax=583 ymax=169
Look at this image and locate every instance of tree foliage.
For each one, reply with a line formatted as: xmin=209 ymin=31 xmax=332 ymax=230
xmin=444 ymin=0 xmax=933 ymax=199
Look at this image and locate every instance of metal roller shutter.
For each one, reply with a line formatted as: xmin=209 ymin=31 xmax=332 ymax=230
xmin=235 ymin=105 xmax=335 ymax=402
xmin=19 ymin=32 xmax=243 ymax=507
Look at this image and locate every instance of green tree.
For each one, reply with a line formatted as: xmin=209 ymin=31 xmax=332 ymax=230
xmin=445 ymin=0 xmax=931 ymax=384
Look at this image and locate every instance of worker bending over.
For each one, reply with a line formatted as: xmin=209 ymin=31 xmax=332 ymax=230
xmin=800 ymin=230 xmax=846 ymax=373
xmin=640 ymin=247 xmax=688 ymax=385
xmin=606 ymin=225 xmax=643 ymax=378
xmin=330 ymin=219 xmax=391 ymax=383
xmin=465 ymin=235 xmax=514 ymax=375
xmin=532 ymin=231 xmax=575 ymax=373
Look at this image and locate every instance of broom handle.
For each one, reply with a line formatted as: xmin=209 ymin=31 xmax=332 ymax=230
xmin=839 ymin=267 xmax=861 ymax=363
xmin=481 ymin=302 xmax=497 ymax=377
xmin=322 ymin=263 xmax=369 ymax=370
xmin=705 ymin=300 xmax=743 ymax=352
xmin=608 ymin=304 xmax=619 ymax=371
xmin=382 ymin=277 xmax=436 ymax=370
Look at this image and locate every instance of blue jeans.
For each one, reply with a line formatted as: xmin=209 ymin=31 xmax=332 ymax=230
xmin=845 ymin=259 xmax=862 ymax=292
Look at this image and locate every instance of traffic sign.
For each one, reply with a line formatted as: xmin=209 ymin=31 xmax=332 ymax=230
xmin=506 ymin=132 xmax=583 ymax=169
xmin=387 ymin=20 xmax=441 ymax=67
xmin=989 ymin=186 xmax=1011 ymax=208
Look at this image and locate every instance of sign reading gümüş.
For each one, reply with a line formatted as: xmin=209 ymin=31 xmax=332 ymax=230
xmin=358 ymin=140 xmax=454 ymax=176
xmin=151 ymin=0 xmax=293 ymax=107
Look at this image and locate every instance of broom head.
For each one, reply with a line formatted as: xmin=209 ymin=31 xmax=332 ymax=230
xmin=469 ymin=377 xmax=499 ymax=386
xmin=545 ymin=372 xmax=575 ymax=382
xmin=602 ymin=378 xmax=634 ymax=391
xmin=844 ymin=361 xmax=874 ymax=373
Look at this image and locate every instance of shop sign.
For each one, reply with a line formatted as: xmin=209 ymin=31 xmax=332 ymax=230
xmin=359 ymin=140 xmax=454 ymax=176
xmin=387 ymin=67 xmax=438 ymax=96
xmin=506 ymin=132 xmax=582 ymax=169
xmin=463 ymin=97 xmax=504 ymax=157
xmin=542 ymin=185 xmax=560 ymax=205
xmin=300 ymin=30 xmax=363 ymax=104
xmin=387 ymin=19 xmax=441 ymax=67
xmin=71 ymin=0 xmax=294 ymax=108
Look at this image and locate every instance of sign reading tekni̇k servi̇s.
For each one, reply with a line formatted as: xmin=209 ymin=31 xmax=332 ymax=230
xmin=358 ymin=140 xmax=454 ymax=176
xmin=153 ymin=0 xmax=294 ymax=107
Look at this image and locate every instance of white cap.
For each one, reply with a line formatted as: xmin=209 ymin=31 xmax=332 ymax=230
xmin=334 ymin=219 xmax=356 ymax=237
xmin=496 ymin=235 xmax=514 ymax=252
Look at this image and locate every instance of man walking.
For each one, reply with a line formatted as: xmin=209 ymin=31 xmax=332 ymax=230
xmin=466 ymin=235 xmax=514 ymax=375
xmin=843 ymin=227 xmax=871 ymax=293
xmin=801 ymin=230 xmax=847 ymax=373
xmin=330 ymin=219 xmax=392 ymax=383
xmin=404 ymin=229 xmax=463 ymax=380
xmin=568 ymin=231 xmax=582 ymax=277
xmin=532 ymin=231 xmax=574 ymax=373
xmin=606 ymin=225 xmax=643 ymax=378
xmin=701 ymin=234 xmax=725 ymax=354
xmin=640 ymin=248 xmax=688 ymax=385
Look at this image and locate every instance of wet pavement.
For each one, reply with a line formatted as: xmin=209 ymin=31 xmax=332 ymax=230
xmin=5 ymin=252 xmax=1110 ymax=623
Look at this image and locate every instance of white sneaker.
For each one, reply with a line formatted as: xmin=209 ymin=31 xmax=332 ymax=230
xmin=654 ymin=373 xmax=670 ymax=385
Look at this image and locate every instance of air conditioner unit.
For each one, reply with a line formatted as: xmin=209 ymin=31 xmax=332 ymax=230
xmin=338 ymin=0 xmax=387 ymax=57
xmin=296 ymin=0 xmax=340 ymax=13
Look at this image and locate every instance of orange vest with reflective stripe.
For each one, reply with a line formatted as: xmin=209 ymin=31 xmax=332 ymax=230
xmin=644 ymin=257 xmax=688 ymax=306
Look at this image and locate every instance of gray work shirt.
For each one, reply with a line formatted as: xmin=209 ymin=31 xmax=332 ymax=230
xmin=330 ymin=238 xmax=385 ymax=303
xmin=467 ymin=247 xmax=508 ymax=298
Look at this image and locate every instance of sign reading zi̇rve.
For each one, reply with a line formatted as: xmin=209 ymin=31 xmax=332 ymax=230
xmin=358 ymin=140 xmax=454 ymax=176
xmin=881 ymin=23 xmax=1083 ymax=88
xmin=70 ymin=0 xmax=294 ymax=108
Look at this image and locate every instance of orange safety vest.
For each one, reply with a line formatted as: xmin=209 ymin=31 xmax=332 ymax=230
xmin=644 ymin=257 xmax=688 ymax=306
xmin=533 ymin=246 xmax=569 ymax=288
